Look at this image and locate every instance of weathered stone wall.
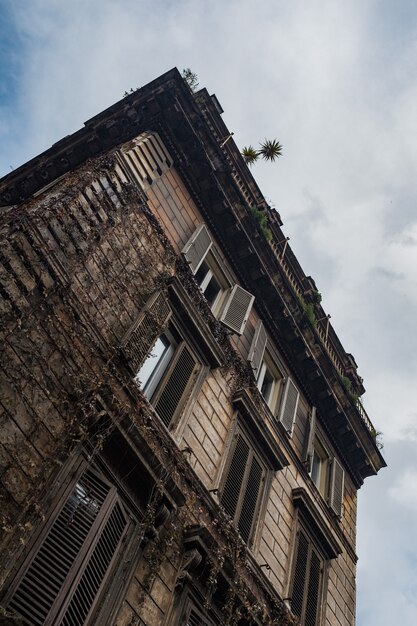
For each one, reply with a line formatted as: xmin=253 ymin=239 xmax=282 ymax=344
xmin=0 ymin=138 xmax=359 ymax=626
xmin=0 ymin=155 xmax=176 ymax=584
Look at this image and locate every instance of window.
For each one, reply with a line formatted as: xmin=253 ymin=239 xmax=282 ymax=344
xmin=304 ymin=409 xmax=345 ymax=517
xmin=182 ymin=224 xmax=254 ymax=334
xmin=290 ymin=526 xmax=324 ymax=626
xmin=256 ymin=351 xmax=283 ymax=415
xmin=6 ymin=464 xmax=134 ymax=626
xmin=310 ymin=439 xmax=330 ymax=499
xmin=135 ymin=324 xmax=200 ymax=429
xmin=194 ymin=252 xmax=229 ymax=315
xmin=220 ymin=430 xmax=267 ymax=544
xmin=248 ymin=321 xmax=298 ymax=430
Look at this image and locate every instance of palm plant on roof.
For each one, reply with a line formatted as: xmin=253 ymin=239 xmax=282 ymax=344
xmin=241 ymin=139 xmax=283 ymax=166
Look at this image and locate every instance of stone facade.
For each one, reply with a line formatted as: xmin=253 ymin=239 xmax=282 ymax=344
xmin=0 ymin=69 xmax=385 ymax=626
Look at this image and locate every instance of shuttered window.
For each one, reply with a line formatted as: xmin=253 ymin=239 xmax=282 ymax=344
xmin=220 ymin=432 xmax=266 ymax=544
xmin=136 ymin=325 xmax=200 ymax=430
xmin=153 ymin=343 xmax=199 ymax=428
xmin=7 ymin=467 xmax=131 ymax=626
xmin=290 ymin=527 xmax=324 ymax=626
xmin=183 ymin=225 xmax=254 ymax=334
xmin=279 ymin=377 xmax=299 ymax=433
xmin=220 ymin=285 xmax=254 ymax=335
xmin=304 ymin=413 xmax=345 ymax=518
xmin=182 ymin=224 xmax=213 ymax=274
xmin=248 ymin=320 xmax=267 ymax=377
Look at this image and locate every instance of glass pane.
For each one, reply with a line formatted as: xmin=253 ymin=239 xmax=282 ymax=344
xmin=195 ymin=261 xmax=210 ymax=287
xmin=135 ymin=335 xmax=170 ymax=390
xmin=203 ymin=276 xmax=221 ymax=307
xmin=311 ymin=450 xmax=321 ymax=488
xmin=260 ymin=367 xmax=274 ymax=404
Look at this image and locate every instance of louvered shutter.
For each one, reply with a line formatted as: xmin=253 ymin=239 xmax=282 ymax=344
xmin=238 ymin=456 xmax=263 ymax=543
xmin=291 ymin=529 xmax=309 ymax=618
xmin=304 ymin=407 xmax=317 ymax=472
xmin=182 ymin=224 xmax=212 ymax=273
xmin=220 ymin=434 xmax=249 ymax=519
xmin=329 ymin=458 xmax=344 ymax=517
xmin=119 ymin=132 xmax=172 ymax=189
xmin=220 ymin=285 xmax=254 ymax=334
xmin=279 ymin=378 xmax=299 ymax=433
xmin=8 ymin=469 xmax=128 ymax=626
xmin=153 ymin=342 xmax=198 ymax=427
xmin=304 ymin=549 xmax=322 ymax=626
xmin=121 ymin=291 xmax=172 ymax=374
xmin=187 ymin=608 xmax=206 ymax=626
xmin=248 ymin=321 xmax=267 ymax=377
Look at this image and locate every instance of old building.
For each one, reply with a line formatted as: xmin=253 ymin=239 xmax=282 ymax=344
xmin=0 ymin=68 xmax=385 ymax=626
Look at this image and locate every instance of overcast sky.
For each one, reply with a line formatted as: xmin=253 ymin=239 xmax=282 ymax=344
xmin=1 ymin=1 xmax=417 ymax=624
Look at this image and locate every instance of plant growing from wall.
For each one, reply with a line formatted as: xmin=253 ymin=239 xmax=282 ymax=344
xmin=312 ymin=290 xmax=322 ymax=304
xmin=299 ymin=297 xmax=316 ymax=326
xmin=250 ymin=206 xmax=273 ymax=242
xmin=182 ymin=68 xmax=199 ymax=92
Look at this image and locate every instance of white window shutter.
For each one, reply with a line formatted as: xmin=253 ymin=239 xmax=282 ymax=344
xmin=220 ymin=285 xmax=254 ymax=335
xmin=247 ymin=321 xmax=267 ymax=377
xmin=279 ymin=377 xmax=299 ymax=433
xmin=182 ymin=224 xmax=212 ymax=273
xmin=329 ymin=458 xmax=344 ymax=517
xmin=303 ymin=406 xmax=317 ymax=472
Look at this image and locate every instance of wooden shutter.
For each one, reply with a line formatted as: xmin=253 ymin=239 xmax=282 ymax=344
xmin=247 ymin=320 xmax=267 ymax=377
xmin=220 ymin=434 xmax=250 ymax=519
xmin=238 ymin=456 xmax=263 ymax=543
xmin=291 ymin=529 xmax=309 ymax=618
xmin=304 ymin=548 xmax=322 ymax=626
xmin=220 ymin=433 xmax=265 ymax=544
xmin=291 ymin=529 xmax=323 ymax=626
xmin=182 ymin=224 xmax=212 ymax=273
xmin=121 ymin=291 xmax=172 ymax=374
xmin=279 ymin=377 xmax=299 ymax=433
xmin=8 ymin=469 xmax=128 ymax=626
xmin=187 ymin=608 xmax=207 ymax=626
xmin=329 ymin=458 xmax=344 ymax=517
xmin=153 ymin=342 xmax=198 ymax=427
xmin=220 ymin=285 xmax=254 ymax=334
xmin=303 ymin=407 xmax=317 ymax=472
